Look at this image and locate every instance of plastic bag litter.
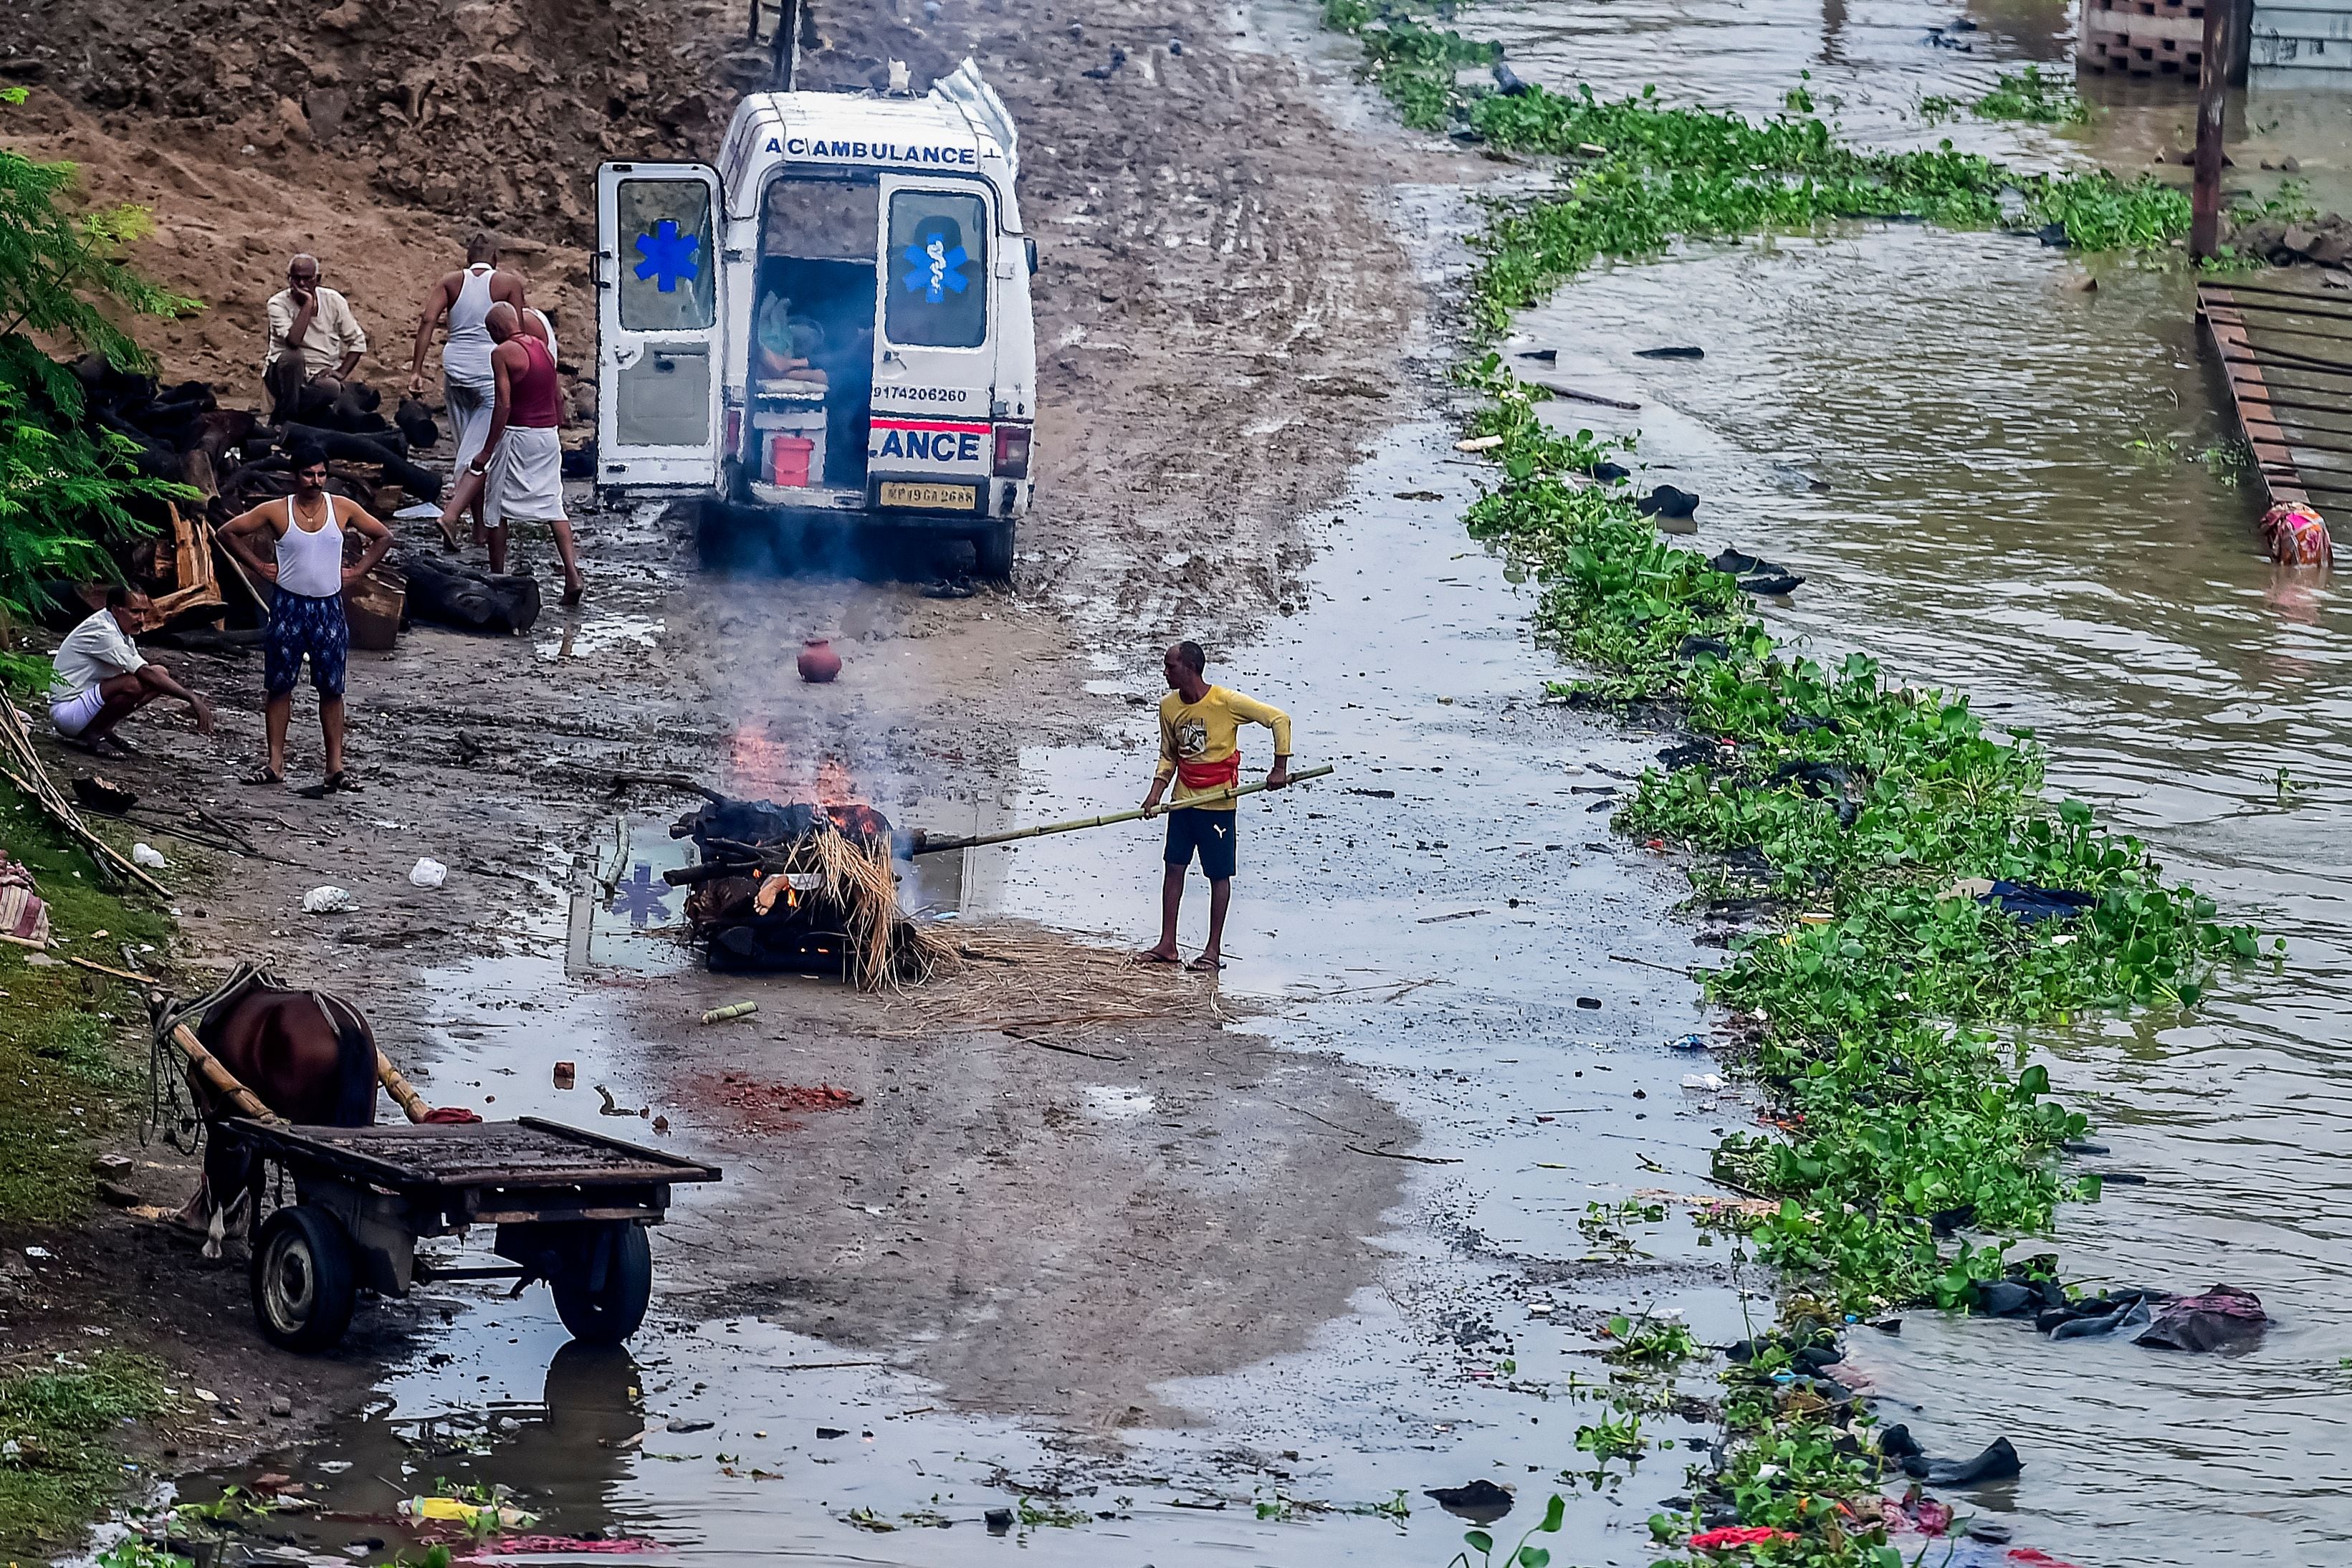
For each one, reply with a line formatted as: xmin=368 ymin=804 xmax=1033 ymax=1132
xmin=301 ymin=886 xmax=358 ymax=914
xmin=1682 ymin=1073 xmax=1726 ymax=1091
xmin=408 ymin=857 xmax=448 ymax=889
xmin=130 ymin=843 xmax=168 ymax=869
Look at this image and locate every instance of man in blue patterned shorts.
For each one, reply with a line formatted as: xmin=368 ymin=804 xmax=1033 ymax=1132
xmin=220 ymin=441 xmax=393 ymax=789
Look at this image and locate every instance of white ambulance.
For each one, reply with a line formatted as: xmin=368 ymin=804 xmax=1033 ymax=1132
xmin=594 ymin=59 xmax=1036 ymax=578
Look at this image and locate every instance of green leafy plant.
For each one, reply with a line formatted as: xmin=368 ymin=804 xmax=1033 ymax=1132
xmin=0 ymin=87 xmax=200 ymax=681
xmin=1446 ymin=1491 xmax=1564 ymax=1568
xmin=1971 ymin=66 xmax=2090 ymax=125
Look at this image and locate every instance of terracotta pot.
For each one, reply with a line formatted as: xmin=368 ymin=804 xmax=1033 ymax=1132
xmin=797 ymin=637 xmax=843 ymax=684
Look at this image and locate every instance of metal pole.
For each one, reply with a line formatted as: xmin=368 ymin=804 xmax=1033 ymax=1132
xmin=2190 ymin=0 xmax=2231 ymax=261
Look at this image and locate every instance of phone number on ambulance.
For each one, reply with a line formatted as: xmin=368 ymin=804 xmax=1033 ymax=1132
xmin=768 ymin=137 xmax=977 ymax=166
xmin=876 ymin=387 xmax=971 ymax=403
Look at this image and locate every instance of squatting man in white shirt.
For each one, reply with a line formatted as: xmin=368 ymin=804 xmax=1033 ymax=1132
xmin=48 ymin=585 xmax=215 ymax=755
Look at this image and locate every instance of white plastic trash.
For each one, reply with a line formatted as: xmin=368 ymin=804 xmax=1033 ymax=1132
xmin=130 ymin=843 xmax=168 ymax=869
xmin=408 ymin=858 xmax=448 ymax=889
xmin=301 ymin=886 xmax=358 ymax=914
xmin=1681 ymin=1073 xmax=1726 ymax=1091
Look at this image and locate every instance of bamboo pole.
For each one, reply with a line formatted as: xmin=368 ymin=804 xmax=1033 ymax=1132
xmin=168 ymin=1022 xmax=279 ymax=1123
xmin=908 ymin=765 xmax=1336 ymax=856
xmin=376 ymin=1050 xmax=431 ymax=1123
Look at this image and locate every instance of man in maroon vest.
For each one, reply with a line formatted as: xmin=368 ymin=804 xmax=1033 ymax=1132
xmin=470 ymin=302 xmax=585 ymax=604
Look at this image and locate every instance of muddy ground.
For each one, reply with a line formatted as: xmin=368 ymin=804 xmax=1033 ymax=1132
xmin=6 ymin=0 xmax=1504 ymax=1493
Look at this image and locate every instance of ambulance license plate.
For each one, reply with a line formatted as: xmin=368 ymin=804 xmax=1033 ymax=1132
xmin=879 ymin=482 xmax=980 ymax=511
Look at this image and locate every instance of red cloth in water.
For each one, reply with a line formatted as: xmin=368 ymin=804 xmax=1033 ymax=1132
xmin=421 ymin=1105 xmax=483 ymax=1124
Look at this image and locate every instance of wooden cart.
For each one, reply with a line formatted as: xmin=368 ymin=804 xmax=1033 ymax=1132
xmin=211 ymin=1116 xmax=722 ymax=1353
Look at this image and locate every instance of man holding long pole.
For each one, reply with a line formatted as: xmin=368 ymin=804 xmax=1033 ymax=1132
xmin=1137 ymin=641 xmax=1291 ymax=972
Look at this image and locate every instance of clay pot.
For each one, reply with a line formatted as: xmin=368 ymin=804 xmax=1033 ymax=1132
xmin=797 ymin=637 xmax=843 ymax=684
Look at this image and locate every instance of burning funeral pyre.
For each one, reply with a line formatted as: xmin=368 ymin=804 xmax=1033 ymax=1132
xmin=664 ymin=791 xmax=949 ymax=988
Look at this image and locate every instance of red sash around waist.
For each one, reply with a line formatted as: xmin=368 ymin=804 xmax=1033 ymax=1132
xmin=1175 ymin=755 xmax=1241 ymax=790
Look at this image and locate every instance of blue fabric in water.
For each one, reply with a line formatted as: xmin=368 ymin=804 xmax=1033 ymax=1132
xmin=1977 ymin=880 xmax=2096 ymax=924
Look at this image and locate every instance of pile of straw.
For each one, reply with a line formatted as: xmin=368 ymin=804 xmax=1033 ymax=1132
xmin=865 ymin=922 xmax=1224 ymax=1041
xmin=754 ymin=829 xmax=955 ymax=990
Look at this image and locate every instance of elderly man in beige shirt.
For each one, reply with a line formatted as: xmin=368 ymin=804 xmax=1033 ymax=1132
xmin=264 ymin=253 xmax=368 ymax=424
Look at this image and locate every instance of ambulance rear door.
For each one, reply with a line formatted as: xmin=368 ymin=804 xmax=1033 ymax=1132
xmin=866 ymin=175 xmax=997 ymax=517
xmin=596 ymin=161 xmax=725 ymax=494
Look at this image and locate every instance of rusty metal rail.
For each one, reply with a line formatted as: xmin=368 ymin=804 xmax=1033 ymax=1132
xmin=2199 ymin=280 xmax=2352 ymax=511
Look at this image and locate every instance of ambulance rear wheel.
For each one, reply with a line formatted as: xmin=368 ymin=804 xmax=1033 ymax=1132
xmin=973 ymin=521 xmax=1015 ymax=583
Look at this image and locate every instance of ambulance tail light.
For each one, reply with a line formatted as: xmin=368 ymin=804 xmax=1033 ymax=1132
xmin=725 ymin=407 xmax=742 ymax=459
xmin=993 ymin=424 xmax=1031 ymax=480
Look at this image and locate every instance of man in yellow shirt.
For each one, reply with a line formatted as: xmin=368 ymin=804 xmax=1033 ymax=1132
xmin=1138 ymin=641 xmax=1292 ymax=971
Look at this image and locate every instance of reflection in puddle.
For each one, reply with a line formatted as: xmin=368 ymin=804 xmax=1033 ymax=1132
xmin=537 ymin=613 xmax=666 ymax=663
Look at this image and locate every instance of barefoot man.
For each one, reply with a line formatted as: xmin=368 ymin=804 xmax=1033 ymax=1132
xmin=48 ymin=586 xmax=214 ymax=755
xmin=406 ymin=232 xmax=527 ymax=552
xmin=1138 ymin=641 xmax=1291 ymax=972
xmin=464 ymin=302 xmax=584 ymax=603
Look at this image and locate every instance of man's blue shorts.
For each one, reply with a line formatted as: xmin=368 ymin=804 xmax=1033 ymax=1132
xmin=264 ymin=590 xmax=348 ymax=698
xmin=1165 ymin=808 xmax=1238 ymax=881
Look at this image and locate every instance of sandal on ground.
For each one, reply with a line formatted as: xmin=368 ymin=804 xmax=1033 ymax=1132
xmin=436 ymin=514 xmax=464 ymax=554
xmin=1186 ymin=954 xmax=1224 ymax=972
xmin=559 ymin=579 xmax=585 ymax=607
xmin=242 ymin=764 xmax=285 ymax=786
xmin=299 ymin=770 xmax=362 ymax=800
xmin=1132 ymin=948 xmax=1182 ymax=966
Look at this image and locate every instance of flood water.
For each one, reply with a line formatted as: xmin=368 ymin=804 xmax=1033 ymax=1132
xmin=146 ymin=4 xmax=2352 ymax=1566
xmin=1481 ymin=0 xmax=2352 ymax=1559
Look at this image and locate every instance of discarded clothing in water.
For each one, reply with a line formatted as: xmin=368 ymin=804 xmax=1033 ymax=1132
xmin=1975 ymin=881 xmax=2096 ymax=925
xmin=1899 ymin=1435 xmax=2023 ymax=1487
xmin=1635 ymin=484 xmax=1700 ymax=520
xmin=2262 ymin=501 xmax=2333 ymax=568
xmin=1675 ymin=634 xmax=1732 ymax=663
xmin=1704 ymin=548 xmax=1806 ymax=596
xmin=2047 ymin=1298 xmax=2152 ymax=1341
xmin=1657 ymin=740 xmax=1719 ymax=770
xmin=2135 ymin=1283 xmax=2268 ymax=1352
xmin=1769 ymin=760 xmax=1850 ymax=798
xmin=1424 ymin=1479 xmax=1514 ymax=1523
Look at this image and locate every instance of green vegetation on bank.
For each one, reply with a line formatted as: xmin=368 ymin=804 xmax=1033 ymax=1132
xmin=0 ymin=1351 xmax=171 ymax=1554
xmin=0 ymin=789 xmax=176 ymax=1557
xmin=1321 ymin=6 xmax=2222 ymax=334
xmin=0 ymin=780 xmax=172 ymax=1228
xmin=1321 ymin=11 xmax=2270 ymax=1566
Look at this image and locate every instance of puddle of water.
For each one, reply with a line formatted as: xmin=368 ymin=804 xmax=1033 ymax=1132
xmin=537 ymin=612 xmax=667 ymax=663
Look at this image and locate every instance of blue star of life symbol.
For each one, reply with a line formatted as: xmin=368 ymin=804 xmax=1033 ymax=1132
xmin=608 ymin=862 xmax=672 ymax=928
xmin=899 ymin=229 xmax=971 ymax=304
xmin=632 ymin=219 xmax=702 ymax=294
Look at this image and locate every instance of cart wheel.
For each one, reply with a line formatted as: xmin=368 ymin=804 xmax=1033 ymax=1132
xmin=550 ymin=1223 xmax=652 ymax=1344
xmin=251 ymin=1204 xmax=358 ymax=1353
